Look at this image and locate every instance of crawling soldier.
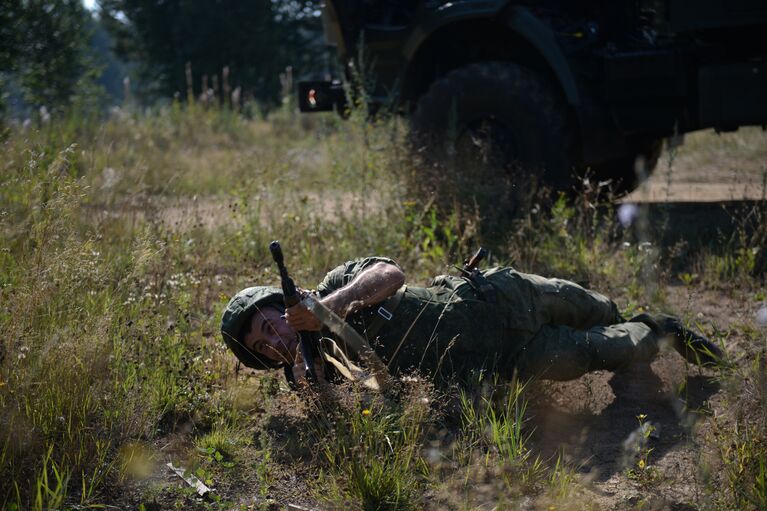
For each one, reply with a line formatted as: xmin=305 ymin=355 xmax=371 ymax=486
xmin=221 ymin=257 xmax=722 ymax=386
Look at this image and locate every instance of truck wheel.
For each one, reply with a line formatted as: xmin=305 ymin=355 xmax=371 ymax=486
xmin=410 ymin=62 xmax=573 ymax=220
xmin=595 ymin=139 xmax=663 ymax=194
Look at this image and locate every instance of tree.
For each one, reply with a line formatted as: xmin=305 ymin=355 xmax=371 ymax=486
xmin=0 ymin=0 xmax=97 ymax=115
xmin=0 ymin=1 xmax=23 ymax=74
xmin=99 ymin=0 xmax=324 ymax=107
xmin=0 ymin=0 xmax=22 ymax=116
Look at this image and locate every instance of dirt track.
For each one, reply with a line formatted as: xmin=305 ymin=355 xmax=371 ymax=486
xmin=624 ymin=128 xmax=767 ymax=203
xmin=144 ymin=128 xmax=767 ymax=237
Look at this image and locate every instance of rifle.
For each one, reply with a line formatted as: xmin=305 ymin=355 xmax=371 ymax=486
xmin=461 ymin=246 xmax=488 ymax=275
xmin=269 ymin=240 xmax=319 ymax=382
xmin=455 ymin=246 xmax=496 ymax=302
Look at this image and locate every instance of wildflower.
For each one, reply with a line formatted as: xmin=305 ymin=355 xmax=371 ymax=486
xmin=617 ymin=203 xmax=639 ymax=228
xmin=361 ymin=409 xmax=371 ymax=416
xmin=637 ymin=414 xmax=647 ymax=421
xmin=638 ymin=459 xmax=646 ymax=469
xmin=39 ymin=105 xmax=51 ymax=124
xmin=756 ymin=307 xmax=767 ymax=327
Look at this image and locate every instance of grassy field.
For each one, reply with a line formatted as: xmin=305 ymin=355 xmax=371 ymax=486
xmin=1 ymin=104 xmax=765 ymax=510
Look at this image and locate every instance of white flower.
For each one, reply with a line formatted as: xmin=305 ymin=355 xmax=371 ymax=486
xmin=617 ymin=203 xmax=639 ymax=228
xmin=756 ymin=307 xmax=767 ymax=327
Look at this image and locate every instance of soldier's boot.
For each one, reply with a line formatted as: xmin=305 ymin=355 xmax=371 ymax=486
xmin=627 ymin=313 xmax=723 ymax=367
xmin=653 ymin=313 xmax=723 ymax=367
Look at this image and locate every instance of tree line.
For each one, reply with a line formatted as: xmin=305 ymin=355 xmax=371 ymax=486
xmin=0 ymin=0 xmax=325 ymax=118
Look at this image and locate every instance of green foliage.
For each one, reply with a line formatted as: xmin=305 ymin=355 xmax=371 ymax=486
xmin=403 ymin=204 xmax=465 ymax=264
xmin=0 ymin=0 xmax=99 ymax=114
xmin=0 ymin=156 xmax=115 ymax=507
xmin=506 ymin=187 xmax=621 ymax=286
xmin=196 ymin=430 xmax=238 ymax=467
xmin=100 ymin=0 xmax=324 ymax=106
xmin=0 ymin=117 xmax=238 ymax=507
xmin=315 ymin=382 xmax=432 ymax=510
xmin=458 ymin=381 xmax=544 ymax=490
xmin=31 ymin=447 xmax=68 ymax=511
xmin=707 ymin=354 xmax=767 ymax=510
xmin=0 ymin=103 xmax=454 ymax=508
xmin=688 ymin=200 xmax=767 ymax=288
xmin=546 ymin=451 xmax=576 ymax=502
xmin=625 ymin=414 xmax=662 ymax=486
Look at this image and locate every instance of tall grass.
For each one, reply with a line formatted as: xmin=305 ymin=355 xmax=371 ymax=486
xmin=313 ymin=381 xmax=431 ymax=510
xmin=1 ymin=102 xmax=765 ymax=509
xmin=706 ymin=351 xmax=767 ymax=509
xmin=0 ymin=101 xmax=454 ymax=508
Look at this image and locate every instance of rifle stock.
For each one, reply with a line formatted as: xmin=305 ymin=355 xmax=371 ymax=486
xmin=463 ymin=247 xmax=488 ymax=273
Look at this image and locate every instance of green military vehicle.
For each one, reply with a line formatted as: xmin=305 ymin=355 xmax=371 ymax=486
xmin=298 ymin=1 xmax=767 ymax=193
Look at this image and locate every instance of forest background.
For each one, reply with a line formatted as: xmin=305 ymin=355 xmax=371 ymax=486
xmin=1 ymin=0 xmax=324 ymax=120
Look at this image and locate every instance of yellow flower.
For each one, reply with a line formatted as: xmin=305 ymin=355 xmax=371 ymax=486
xmin=638 ymin=459 xmax=646 ymax=469
xmin=362 ymin=409 xmax=371 ymax=416
xmin=637 ymin=414 xmax=647 ymax=421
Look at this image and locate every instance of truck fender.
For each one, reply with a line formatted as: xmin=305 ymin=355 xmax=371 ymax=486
xmin=403 ymin=4 xmax=580 ymax=106
xmin=502 ymin=6 xmax=580 ymax=106
xmin=402 ymin=1 xmax=508 ymax=61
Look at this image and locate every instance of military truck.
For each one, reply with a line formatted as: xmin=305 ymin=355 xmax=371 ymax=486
xmin=298 ymin=1 xmax=767 ymax=192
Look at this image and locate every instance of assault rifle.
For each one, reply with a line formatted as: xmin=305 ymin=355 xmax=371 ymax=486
xmin=461 ymin=246 xmax=488 ymax=275
xmin=269 ymin=240 xmax=319 ymax=383
xmin=456 ymin=246 xmax=496 ymax=302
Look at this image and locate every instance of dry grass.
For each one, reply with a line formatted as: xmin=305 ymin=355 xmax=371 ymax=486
xmin=0 ymin=103 xmax=765 ymax=509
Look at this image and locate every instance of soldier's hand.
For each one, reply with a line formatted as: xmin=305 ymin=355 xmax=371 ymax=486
xmin=292 ymin=350 xmax=327 ymax=386
xmin=285 ymin=298 xmax=322 ymax=332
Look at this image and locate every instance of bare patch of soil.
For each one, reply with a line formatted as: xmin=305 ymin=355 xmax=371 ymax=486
xmin=526 ymin=286 xmax=764 ymax=509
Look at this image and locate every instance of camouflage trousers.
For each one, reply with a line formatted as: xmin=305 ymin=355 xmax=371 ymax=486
xmin=487 ymin=271 xmax=659 ymax=381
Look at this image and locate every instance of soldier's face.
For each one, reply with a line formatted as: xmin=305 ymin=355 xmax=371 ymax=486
xmin=244 ymin=306 xmax=298 ymax=364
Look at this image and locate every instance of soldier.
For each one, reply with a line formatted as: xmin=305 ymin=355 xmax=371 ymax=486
xmin=221 ymin=257 xmax=722 ymax=386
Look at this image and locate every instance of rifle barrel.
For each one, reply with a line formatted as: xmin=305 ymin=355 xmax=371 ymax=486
xmin=269 ymin=240 xmax=317 ymax=382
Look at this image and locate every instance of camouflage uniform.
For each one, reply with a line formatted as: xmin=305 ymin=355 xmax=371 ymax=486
xmin=221 ymin=257 xmax=660 ymax=383
xmin=315 ymin=257 xmax=658 ymax=382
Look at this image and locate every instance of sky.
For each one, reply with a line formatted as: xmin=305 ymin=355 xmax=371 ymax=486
xmin=83 ymin=0 xmax=96 ymax=10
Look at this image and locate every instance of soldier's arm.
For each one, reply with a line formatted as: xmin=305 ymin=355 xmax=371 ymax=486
xmin=285 ymin=262 xmax=406 ymax=331
xmin=322 ymin=261 xmax=405 ymax=317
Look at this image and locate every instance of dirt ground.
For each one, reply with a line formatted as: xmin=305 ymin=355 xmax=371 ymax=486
xmin=527 ymin=285 xmax=762 ymax=510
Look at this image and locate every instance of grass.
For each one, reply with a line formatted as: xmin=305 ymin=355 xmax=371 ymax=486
xmin=0 ymin=102 xmax=765 ymax=509
xmin=706 ymin=350 xmax=767 ymax=509
xmin=457 ymin=380 xmax=546 ymax=494
xmin=314 ymin=381 xmax=431 ymax=510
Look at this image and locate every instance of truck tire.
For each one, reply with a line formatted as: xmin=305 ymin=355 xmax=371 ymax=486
xmin=410 ymin=61 xmax=573 ymax=217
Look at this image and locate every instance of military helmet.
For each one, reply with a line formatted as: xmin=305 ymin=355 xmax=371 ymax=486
xmin=220 ymin=286 xmax=285 ymax=370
